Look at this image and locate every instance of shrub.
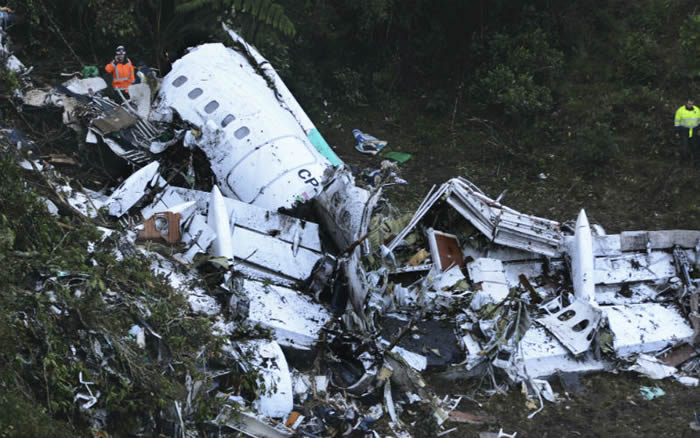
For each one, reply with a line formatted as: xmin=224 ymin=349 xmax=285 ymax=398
xmin=573 ymin=121 xmax=620 ymax=172
xmin=679 ymin=14 xmax=700 ymax=75
xmin=616 ymin=32 xmax=660 ymax=84
xmin=469 ymin=28 xmax=564 ymax=117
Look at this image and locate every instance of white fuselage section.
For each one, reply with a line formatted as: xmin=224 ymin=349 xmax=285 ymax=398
xmin=154 ymin=43 xmax=332 ymax=210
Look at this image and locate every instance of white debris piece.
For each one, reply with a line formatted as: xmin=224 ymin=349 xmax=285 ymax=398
xmin=314 ymin=376 xmax=328 ymax=394
xmin=389 ymin=345 xmax=428 ymax=372
xmin=242 ymin=340 xmax=293 ymax=418
xmin=232 ymin=227 xmax=321 ymax=281
xmin=594 ymin=252 xmax=676 ymax=284
xmin=461 ymin=333 xmax=486 ymax=370
xmin=42 ymin=197 xmax=59 ymax=216
xmin=143 ymin=186 xmax=323 ymax=280
xmin=127 ymin=83 xmax=152 ymax=118
xmin=468 ymin=258 xmax=509 ymax=310
xmin=128 ymin=325 xmax=146 ymax=349
xmin=105 ymin=162 xmax=164 ymax=217
xmin=207 ymin=185 xmax=234 ymax=263
xmin=244 ymin=279 xmax=331 ymax=350
xmin=148 ymin=251 xmax=222 ymax=315
xmin=179 ymin=214 xmax=216 ymax=264
xmin=63 ymin=76 xmax=107 ymax=95
xmin=62 ymin=186 xmax=108 ymax=218
xmin=537 ymin=298 xmax=602 ymax=356
xmin=571 ymin=209 xmax=595 ymax=302
xmin=142 ymin=186 xmax=323 ymax=251
xmin=313 ymin=168 xmax=374 ymax=251
xmin=604 ymin=303 xmax=695 ymax=357
xmin=519 ymin=326 xmax=609 ymax=378
xmin=627 ymin=354 xmax=678 ymax=379
xmin=444 ymin=177 xmax=563 ymax=256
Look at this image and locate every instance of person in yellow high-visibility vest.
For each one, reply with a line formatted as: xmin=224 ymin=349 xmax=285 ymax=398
xmin=675 ymin=98 xmax=700 ymax=165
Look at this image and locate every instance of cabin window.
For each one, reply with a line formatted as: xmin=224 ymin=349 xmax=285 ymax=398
xmin=188 ymin=88 xmax=203 ymax=99
xmin=234 ymin=126 xmax=250 ymax=139
xmin=204 ymin=101 xmax=219 ymax=114
xmin=172 ymin=76 xmax=188 ymax=87
xmin=222 ymin=114 xmax=235 ymax=127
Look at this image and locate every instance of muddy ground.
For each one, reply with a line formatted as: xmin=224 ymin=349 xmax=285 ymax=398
xmin=319 ymin=106 xmax=700 ymax=437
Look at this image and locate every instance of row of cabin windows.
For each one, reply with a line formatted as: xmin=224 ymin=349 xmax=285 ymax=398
xmin=173 ymin=75 xmax=249 ymax=139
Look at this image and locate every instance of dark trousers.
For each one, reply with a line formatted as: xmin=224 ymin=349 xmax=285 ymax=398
xmin=108 ymin=87 xmax=131 ymax=103
xmin=679 ymin=128 xmax=699 ymax=165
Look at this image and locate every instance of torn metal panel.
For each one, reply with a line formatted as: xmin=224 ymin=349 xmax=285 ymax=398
xmin=62 ymin=186 xmax=108 ymax=218
xmin=592 ymin=234 xmax=622 ymax=256
xmin=233 ymin=226 xmax=322 ymax=281
xmin=519 ymin=326 xmax=610 ymax=378
xmin=105 ymin=161 xmax=165 ymax=217
xmin=241 ymin=340 xmax=294 ymax=419
xmin=595 ymin=283 xmax=667 ymax=305
xmin=604 ymin=303 xmax=695 ymax=357
xmin=63 ymin=76 xmax=107 ymax=95
xmin=594 ymin=251 xmax=676 ymax=285
xmin=243 ymin=279 xmax=331 ymax=351
xmin=445 ymin=178 xmax=563 ymax=257
xmin=571 ymin=209 xmax=595 ymax=302
xmin=461 ymin=333 xmax=486 ymax=371
xmin=127 ymin=83 xmax=152 ymax=119
xmin=468 ymin=258 xmax=509 ymax=311
xmin=620 ymin=230 xmax=700 ymax=251
xmin=91 ymin=105 xmax=138 ymax=134
xmin=153 ymin=42 xmax=332 ymax=210
xmin=431 ymin=265 xmax=467 ymax=291
xmin=142 ymin=186 xmax=322 ymax=252
xmin=536 ymin=299 xmax=602 ymax=356
xmin=313 ymin=168 xmax=375 ymax=251
xmin=214 ymin=408 xmax=293 ymax=438
xmin=143 ymin=186 xmax=323 ymax=280
xmin=148 ymin=251 xmax=221 ymax=315
xmin=179 ymin=214 xmax=216 ymax=264
xmin=627 ymin=354 xmax=678 ymax=380
xmin=427 ymin=228 xmax=464 ymax=271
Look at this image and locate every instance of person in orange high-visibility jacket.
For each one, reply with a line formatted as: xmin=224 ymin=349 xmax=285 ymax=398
xmin=105 ymin=45 xmax=135 ymax=98
xmin=675 ymin=98 xmax=700 ymax=166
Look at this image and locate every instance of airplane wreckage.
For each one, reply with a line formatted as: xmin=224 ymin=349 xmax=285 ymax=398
xmin=2 ymin=18 xmax=700 ymax=437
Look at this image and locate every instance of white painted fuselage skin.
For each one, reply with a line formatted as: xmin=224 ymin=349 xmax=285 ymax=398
xmin=207 ymin=185 xmax=234 ymax=262
xmin=572 ymin=209 xmax=595 ymax=302
xmin=153 ymin=43 xmax=332 ymax=211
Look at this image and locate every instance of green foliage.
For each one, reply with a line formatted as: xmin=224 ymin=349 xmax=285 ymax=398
xmin=0 ymin=68 xmax=20 ymax=93
xmin=470 ymin=28 xmax=564 ymax=117
xmin=174 ymin=0 xmax=295 ymax=38
xmin=679 ymin=14 xmax=700 ymax=74
xmin=573 ymin=121 xmax=620 ymax=172
xmin=0 ymin=149 xmax=253 ymax=436
xmin=616 ymin=32 xmax=660 ymax=84
xmin=475 ymin=65 xmax=554 ymax=116
xmin=231 ymin=0 xmax=295 ymax=36
xmin=332 ymin=67 xmax=367 ymax=106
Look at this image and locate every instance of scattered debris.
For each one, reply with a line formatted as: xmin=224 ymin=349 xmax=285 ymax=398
xmin=3 ymin=18 xmax=699 ymax=437
xmin=353 ymin=128 xmax=387 ymax=155
xmin=639 ymin=386 xmax=665 ymax=400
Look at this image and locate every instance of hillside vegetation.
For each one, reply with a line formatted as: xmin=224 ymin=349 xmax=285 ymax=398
xmin=0 ymin=0 xmax=699 ymax=436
